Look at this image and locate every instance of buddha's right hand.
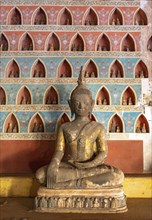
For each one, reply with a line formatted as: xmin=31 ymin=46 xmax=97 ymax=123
xmin=47 ymin=162 xmax=58 ymax=189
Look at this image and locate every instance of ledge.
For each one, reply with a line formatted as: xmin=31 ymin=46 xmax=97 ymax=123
xmin=1 ymin=0 xmax=140 ymax=7
xmin=0 ymin=175 xmax=151 ymax=198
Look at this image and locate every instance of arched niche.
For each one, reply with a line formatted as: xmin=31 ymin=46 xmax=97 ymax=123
xmin=110 ymin=60 xmax=124 ymax=78
xmin=56 ymin=113 xmax=70 ymax=132
xmin=134 ymin=8 xmax=148 ymax=25
xmin=6 ymin=59 xmax=20 ymax=78
xmin=121 ymin=87 xmax=136 ymax=105
xmin=96 ymin=87 xmax=110 ymax=105
xmin=96 ymin=34 xmax=111 ymax=51
xmin=135 ymin=60 xmax=148 ymax=78
xmin=84 ymin=60 xmax=98 ymax=78
xmin=121 ymin=34 xmax=135 ymax=52
xmin=109 ymin=8 xmax=123 ymax=25
xmin=0 ymin=33 xmax=9 ymax=51
xmin=46 ymin=33 xmax=60 ymax=51
xmin=7 ymin=7 xmax=22 ymax=25
xmin=0 ymin=87 xmax=6 ymax=105
xmin=20 ymin=33 xmax=34 ymax=51
xmin=45 ymin=86 xmax=58 ymax=105
xmin=70 ymin=33 xmax=84 ymax=51
xmin=17 ymin=86 xmax=32 ymax=105
xmin=58 ymin=8 xmax=72 ymax=25
xmin=89 ymin=114 xmax=97 ymax=121
xmin=147 ymin=36 xmax=152 ymax=52
xmin=83 ymin=8 xmax=98 ymax=25
xmin=32 ymin=59 xmax=46 ymax=78
xmin=29 ymin=113 xmax=45 ymax=133
xmin=109 ymin=114 xmax=123 ymax=133
xmin=58 ymin=59 xmax=72 ymax=78
xmin=33 ymin=7 xmax=47 ymax=25
xmin=135 ymin=114 xmax=149 ymax=133
xmin=4 ymin=113 xmax=19 ymax=133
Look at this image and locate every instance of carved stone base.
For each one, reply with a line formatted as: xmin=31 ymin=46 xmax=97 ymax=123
xmin=35 ymin=186 xmax=127 ymax=213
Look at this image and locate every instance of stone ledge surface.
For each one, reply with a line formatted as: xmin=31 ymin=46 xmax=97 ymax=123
xmin=0 ymin=175 xmax=151 ymax=198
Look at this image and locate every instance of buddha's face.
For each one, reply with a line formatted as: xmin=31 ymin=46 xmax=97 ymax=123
xmin=71 ymin=93 xmax=92 ymax=117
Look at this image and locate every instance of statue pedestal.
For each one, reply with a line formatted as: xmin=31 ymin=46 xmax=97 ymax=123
xmin=35 ymin=186 xmax=127 ymax=213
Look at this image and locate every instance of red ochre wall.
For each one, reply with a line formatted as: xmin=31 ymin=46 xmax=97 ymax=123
xmin=0 ymin=140 xmax=143 ymax=174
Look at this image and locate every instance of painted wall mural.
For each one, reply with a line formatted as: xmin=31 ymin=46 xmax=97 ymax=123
xmin=0 ymin=0 xmax=151 ymax=174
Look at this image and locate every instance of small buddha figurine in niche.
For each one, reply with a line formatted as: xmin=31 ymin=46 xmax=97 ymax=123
xmin=122 ymin=97 xmax=127 ymax=105
xmin=39 ymin=70 xmax=44 ymax=77
xmin=12 ymin=123 xmax=18 ymax=133
xmin=111 ymin=70 xmax=116 ymax=78
xmin=71 ymin=44 xmax=76 ymax=51
xmin=36 ymin=67 xmax=124 ymax=189
xmin=90 ymin=72 xmax=95 ymax=78
xmin=78 ymin=45 xmax=83 ymax=51
xmin=103 ymin=98 xmax=107 ymax=105
xmin=46 ymin=95 xmax=52 ymax=104
xmin=141 ymin=123 xmax=146 ymax=133
xmin=33 ymin=70 xmax=39 ymax=77
xmin=141 ymin=19 xmax=145 ymax=25
xmin=97 ymin=96 xmax=102 ymax=105
xmin=85 ymin=20 xmax=90 ymax=25
xmin=136 ymin=126 xmax=141 ymax=133
xmin=110 ymin=120 xmax=116 ymax=132
xmin=102 ymin=46 xmax=107 ymax=51
xmin=52 ymin=97 xmax=57 ymax=104
xmin=116 ymin=18 xmax=121 ymax=25
xmin=9 ymin=71 xmax=14 ymax=78
xmin=66 ymin=19 xmax=70 ymax=25
xmin=0 ymin=43 xmax=3 ymax=51
xmin=97 ymin=44 xmax=102 ymax=51
xmin=38 ymin=124 xmax=44 ymax=132
xmin=117 ymin=70 xmax=121 ymax=78
xmin=32 ymin=122 xmax=39 ymax=132
xmin=125 ymin=45 xmax=130 ymax=52
xmin=135 ymin=19 xmax=139 ymax=25
xmin=29 ymin=43 xmax=33 ymax=50
xmin=112 ymin=18 xmax=116 ymax=25
xmin=147 ymin=41 xmax=152 ymax=52
xmin=6 ymin=122 xmax=13 ymax=133
xmin=20 ymin=95 xmax=27 ymax=105
xmin=48 ymin=43 xmax=54 ymax=51
xmin=139 ymin=70 xmax=144 ymax=78
xmin=61 ymin=72 xmax=67 ymax=77
xmin=85 ymin=71 xmax=89 ymax=78
xmin=128 ymin=97 xmax=133 ymax=105
xmin=116 ymin=125 xmax=120 ymax=133
xmin=90 ymin=19 xmax=95 ymax=25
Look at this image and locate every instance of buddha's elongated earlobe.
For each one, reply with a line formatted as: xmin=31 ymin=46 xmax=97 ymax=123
xmin=68 ymin=99 xmax=74 ymax=118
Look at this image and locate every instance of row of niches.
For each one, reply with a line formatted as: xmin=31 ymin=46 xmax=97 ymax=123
xmin=1 ymin=32 xmax=152 ymax=52
xmin=2 ymin=112 xmax=150 ymax=134
xmin=2 ymin=59 xmax=149 ymax=78
xmin=3 ymin=7 xmax=148 ymax=26
xmin=0 ymin=85 xmax=140 ymax=106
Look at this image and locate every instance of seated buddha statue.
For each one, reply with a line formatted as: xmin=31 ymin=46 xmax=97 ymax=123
xmin=36 ymin=68 xmax=124 ymax=189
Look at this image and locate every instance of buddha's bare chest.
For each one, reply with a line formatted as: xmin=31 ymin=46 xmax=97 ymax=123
xmin=63 ymin=124 xmax=97 ymax=161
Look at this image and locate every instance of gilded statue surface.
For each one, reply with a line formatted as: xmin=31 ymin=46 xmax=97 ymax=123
xmin=36 ymin=68 xmax=124 ymax=189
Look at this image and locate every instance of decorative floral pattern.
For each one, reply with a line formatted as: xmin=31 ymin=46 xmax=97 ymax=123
xmin=0 ymin=0 xmax=149 ymax=140
xmin=22 ymin=7 xmax=34 ymax=24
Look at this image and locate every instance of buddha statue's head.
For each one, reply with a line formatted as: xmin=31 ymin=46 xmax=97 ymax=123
xmin=68 ymin=67 xmax=95 ymax=118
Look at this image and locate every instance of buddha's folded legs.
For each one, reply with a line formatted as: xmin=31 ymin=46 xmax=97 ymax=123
xmin=36 ymin=163 xmax=124 ymax=188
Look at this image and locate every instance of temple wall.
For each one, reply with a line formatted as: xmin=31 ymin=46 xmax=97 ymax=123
xmin=0 ymin=0 xmax=151 ymax=174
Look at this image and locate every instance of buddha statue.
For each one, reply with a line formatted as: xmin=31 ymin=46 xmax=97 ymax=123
xmin=36 ymin=67 xmax=124 ymax=189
